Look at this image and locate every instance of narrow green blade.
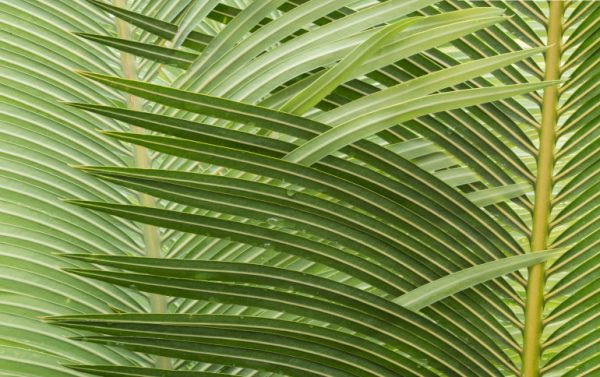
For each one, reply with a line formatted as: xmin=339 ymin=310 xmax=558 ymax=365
xmin=394 ymin=249 xmax=563 ymax=311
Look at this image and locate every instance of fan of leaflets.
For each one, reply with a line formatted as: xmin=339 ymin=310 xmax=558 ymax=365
xmin=0 ymin=1 xmax=597 ymax=376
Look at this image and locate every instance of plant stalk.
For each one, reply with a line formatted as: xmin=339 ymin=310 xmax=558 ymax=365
xmin=113 ymin=0 xmax=171 ymax=370
xmin=521 ymin=1 xmax=563 ymax=376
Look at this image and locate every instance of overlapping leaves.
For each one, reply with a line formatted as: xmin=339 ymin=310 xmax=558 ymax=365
xmin=1 ymin=1 xmax=597 ymax=376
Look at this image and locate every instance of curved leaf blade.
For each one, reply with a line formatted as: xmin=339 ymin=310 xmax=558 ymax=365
xmin=394 ymin=249 xmax=563 ymax=311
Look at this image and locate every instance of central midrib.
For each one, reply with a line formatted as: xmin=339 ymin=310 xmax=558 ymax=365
xmin=113 ymin=0 xmax=171 ymax=370
xmin=521 ymin=1 xmax=564 ymax=376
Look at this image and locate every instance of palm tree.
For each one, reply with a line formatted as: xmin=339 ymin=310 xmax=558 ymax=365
xmin=0 ymin=1 xmax=597 ymax=376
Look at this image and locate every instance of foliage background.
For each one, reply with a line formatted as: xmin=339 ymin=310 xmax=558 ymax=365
xmin=0 ymin=0 xmax=597 ymax=376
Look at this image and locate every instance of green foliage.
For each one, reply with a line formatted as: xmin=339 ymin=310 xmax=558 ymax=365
xmin=0 ymin=1 xmax=597 ymax=376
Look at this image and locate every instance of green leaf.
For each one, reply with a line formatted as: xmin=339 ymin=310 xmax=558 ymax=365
xmin=86 ymin=0 xmax=177 ymax=40
xmin=50 ymin=314 xmax=432 ymax=377
xmin=465 ymin=183 xmax=532 ymax=208
xmin=3 ymin=2 xmax=598 ymax=377
xmin=393 ymin=249 xmax=563 ymax=311
xmin=65 ymin=365 xmax=228 ymax=377
xmin=64 ymin=199 xmax=410 ymax=295
xmin=74 ymin=71 xmax=321 ymax=140
xmin=55 ymin=266 xmax=500 ymax=376
xmin=279 ymin=18 xmax=418 ymax=115
xmin=316 ymin=47 xmax=547 ymax=125
xmin=74 ymin=33 xmax=197 ymax=69
xmin=72 ymin=335 xmax=362 ymax=377
xmin=284 ymin=81 xmax=558 ymax=166
xmin=170 ymin=0 xmax=220 ymax=49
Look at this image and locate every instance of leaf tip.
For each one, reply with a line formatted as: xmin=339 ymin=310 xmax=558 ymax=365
xmin=62 ymin=102 xmax=90 ymax=111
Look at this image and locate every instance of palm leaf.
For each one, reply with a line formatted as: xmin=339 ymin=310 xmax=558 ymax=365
xmin=1 ymin=1 xmax=597 ymax=376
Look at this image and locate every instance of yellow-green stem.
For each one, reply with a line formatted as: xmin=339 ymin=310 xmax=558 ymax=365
xmin=521 ymin=1 xmax=563 ymax=376
xmin=113 ymin=0 xmax=171 ymax=369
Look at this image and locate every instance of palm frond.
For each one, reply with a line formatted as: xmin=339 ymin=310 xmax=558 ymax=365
xmin=1 ymin=1 xmax=597 ymax=376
